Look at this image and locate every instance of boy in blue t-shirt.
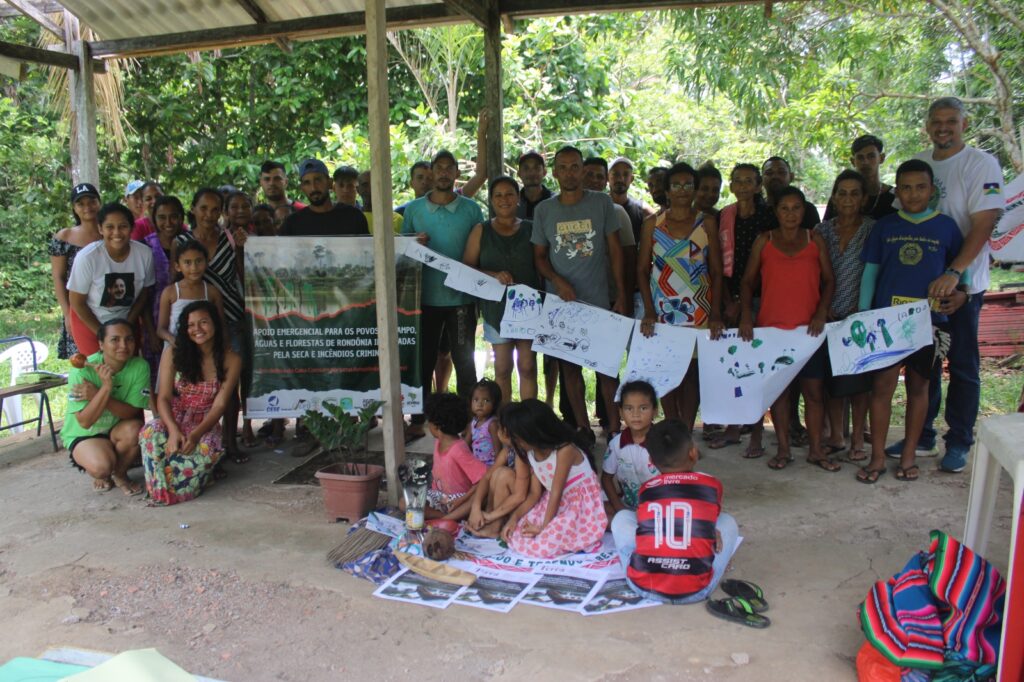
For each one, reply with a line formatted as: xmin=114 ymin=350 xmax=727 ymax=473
xmin=856 ymin=159 xmax=969 ymax=484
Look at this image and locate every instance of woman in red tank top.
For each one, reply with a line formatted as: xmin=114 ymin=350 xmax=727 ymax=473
xmin=738 ymin=187 xmax=835 ymax=471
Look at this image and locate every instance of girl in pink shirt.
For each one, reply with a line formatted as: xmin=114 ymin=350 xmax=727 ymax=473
xmin=425 ymin=393 xmax=487 ymax=519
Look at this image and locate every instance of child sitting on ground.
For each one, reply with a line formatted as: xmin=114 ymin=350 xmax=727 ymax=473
xmin=423 ymin=393 xmax=487 ymax=519
xmin=602 ymin=381 xmax=661 ymax=514
xmin=499 ymin=399 xmax=607 ymax=558
xmin=857 ymin=158 xmax=968 ymax=484
xmin=612 ymin=419 xmax=739 ymax=604
xmin=459 ymin=407 xmax=531 ymax=537
xmin=465 ymin=378 xmax=502 ymax=466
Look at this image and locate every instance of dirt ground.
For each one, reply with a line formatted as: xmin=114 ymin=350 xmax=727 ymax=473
xmin=0 ymin=423 xmax=1014 ymax=682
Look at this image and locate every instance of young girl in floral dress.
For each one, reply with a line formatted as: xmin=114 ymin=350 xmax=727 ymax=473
xmin=500 ymin=400 xmax=607 ymax=558
xmin=140 ymin=301 xmax=241 ymax=505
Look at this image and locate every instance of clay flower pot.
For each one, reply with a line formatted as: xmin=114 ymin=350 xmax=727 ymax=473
xmin=314 ymin=463 xmax=384 ymax=522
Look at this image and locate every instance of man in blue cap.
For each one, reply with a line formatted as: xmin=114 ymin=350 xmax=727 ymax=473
xmin=279 ymin=159 xmax=369 ymax=236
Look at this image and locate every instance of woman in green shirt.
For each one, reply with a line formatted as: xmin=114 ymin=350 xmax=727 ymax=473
xmin=62 ymin=318 xmax=149 ymax=495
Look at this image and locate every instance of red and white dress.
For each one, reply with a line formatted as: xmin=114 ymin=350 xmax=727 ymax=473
xmin=509 ymin=448 xmax=608 ymax=559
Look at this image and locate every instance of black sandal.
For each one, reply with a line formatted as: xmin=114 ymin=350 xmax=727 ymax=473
xmin=706 ymin=597 xmax=771 ymax=628
xmin=720 ymin=579 xmax=768 ymax=613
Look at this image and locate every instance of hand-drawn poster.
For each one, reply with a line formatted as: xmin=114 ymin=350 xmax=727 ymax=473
xmin=618 ymin=321 xmax=699 ymax=399
xmin=519 ymin=566 xmax=605 ymax=612
xmin=451 ymin=565 xmax=542 ymax=613
xmin=373 ymin=567 xmax=467 ymax=609
xmin=500 ymin=285 xmax=544 ymax=340
xmin=580 ymin=578 xmax=661 ymax=615
xmin=990 ymin=173 xmax=1024 ymax=262
xmin=402 ymin=239 xmax=505 ymax=301
xmin=531 ymin=295 xmax=634 ymax=377
xmin=697 ymin=327 xmax=825 ymax=425
xmin=244 ymin=236 xmax=421 ymax=418
xmin=826 ymin=302 xmax=932 ymax=375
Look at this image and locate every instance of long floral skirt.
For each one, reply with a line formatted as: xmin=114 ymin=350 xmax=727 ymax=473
xmin=140 ymin=419 xmax=222 ymax=505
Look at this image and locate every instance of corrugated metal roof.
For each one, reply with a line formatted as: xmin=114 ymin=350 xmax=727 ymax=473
xmin=58 ymin=0 xmax=438 ymax=41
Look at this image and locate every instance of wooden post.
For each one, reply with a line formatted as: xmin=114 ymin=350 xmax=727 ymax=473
xmin=74 ymin=38 xmax=99 ymax=186
xmin=366 ymin=0 xmax=405 ymax=507
xmin=483 ymin=0 xmax=503 ymax=182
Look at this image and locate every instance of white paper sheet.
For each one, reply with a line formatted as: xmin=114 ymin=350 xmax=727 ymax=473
xmin=373 ymin=567 xmax=467 ymax=609
xmin=499 ymin=285 xmax=545 ymax=339
xmin=697 ymin=326 xmax=826 ymax=424
xmin=990 ymin=173 xmax=1024 ymax=262
xmin=531 ymin=296 xmax=634 ymax=377
xmin=447 ymin=564 xmax=542 ymax=613
xmin=519 ymin=566 xmax=606 ymax=612
xmin=579 ymin=577 xmax=661 ymax=615
xmin=618 ymin=321 xmax=699 ymax=399
xmin=443 ymin=263 xmax=506 ymax=301
xmin=826 ymin=302 xmax=933 ymax=375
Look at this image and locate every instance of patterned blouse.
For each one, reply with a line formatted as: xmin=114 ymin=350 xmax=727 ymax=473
xmin=814 ymin=217 xmax=874 ymax=318
xmin=48 ymin=238 xmax=84 ymax=358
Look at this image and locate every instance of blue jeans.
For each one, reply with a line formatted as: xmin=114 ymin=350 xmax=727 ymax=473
xmin=611 ymin=509 xmax=739 ymax=604
xmin=921 ymin=293 xmax=983 ymax=450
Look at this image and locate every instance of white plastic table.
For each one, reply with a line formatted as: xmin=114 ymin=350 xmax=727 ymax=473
xmin=962 ymin=413 xmax=1024 ymax=679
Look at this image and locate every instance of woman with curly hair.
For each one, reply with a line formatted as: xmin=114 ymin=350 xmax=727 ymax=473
xmin=139 ymin=300 xmax=241 ymax=505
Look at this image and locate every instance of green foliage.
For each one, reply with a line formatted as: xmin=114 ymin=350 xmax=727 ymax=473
xmin=302 ymin=399 xmax=384 ymax=472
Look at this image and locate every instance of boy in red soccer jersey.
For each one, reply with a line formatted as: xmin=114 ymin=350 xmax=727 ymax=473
xmin=611 ymin=419 xmax=739 ymax=604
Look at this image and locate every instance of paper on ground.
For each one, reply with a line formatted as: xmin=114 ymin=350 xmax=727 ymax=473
xmin=373 ymin=567 xmax=467 ymax=609
xmin=500 ymin=285 xmax=544 ymax=339
xmin=990 ymin=173 xmax=1024 ymax=262
xmin=826 ymin=302 xmax=932 ymax=375
xmin=618 ymin=320 xmax=699 ymax=399
xmin=447 ymin=563 xmax=542 ymax=613
xmin=697 ymin=327 xmax=825 ymax=424
xmin=453 ymin=532 xmax=620 ymax=572
xmin=519 ymin=565 xmax=606 ymax=612
xmin=60 ymin=649 xmax=193 ymax=682
xmin=531 ymin=296 xmax=634 ymax=377
xmin=580 ymin=577 xmax=661 ymax=615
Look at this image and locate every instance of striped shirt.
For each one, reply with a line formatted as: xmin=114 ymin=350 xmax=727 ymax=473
xmin=628 ymin=471 xmax=722 ymax=599
xmin=175 ymin=231 xmax=243 ymax=323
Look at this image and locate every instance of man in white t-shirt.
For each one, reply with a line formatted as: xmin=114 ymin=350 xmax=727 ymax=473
xmin=887 ymin=97 xmax=1004 ymax=473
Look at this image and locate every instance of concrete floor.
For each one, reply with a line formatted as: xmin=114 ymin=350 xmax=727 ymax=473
xmin=0 ymin=424 xmax=1014 ymax=682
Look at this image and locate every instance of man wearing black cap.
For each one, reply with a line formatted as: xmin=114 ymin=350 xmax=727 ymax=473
xmin=279 ymin=159 xmax=369 ymax=237
xmin=516 ymin=151 xmax=553 ymax=220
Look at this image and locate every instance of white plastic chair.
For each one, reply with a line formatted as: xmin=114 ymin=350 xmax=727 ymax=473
xmin=1 ymin=340 xmax=48 ymax=433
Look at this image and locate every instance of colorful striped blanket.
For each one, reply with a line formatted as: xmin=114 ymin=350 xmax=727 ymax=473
xmin=860 ymin=530 xmax=1006 ymax=671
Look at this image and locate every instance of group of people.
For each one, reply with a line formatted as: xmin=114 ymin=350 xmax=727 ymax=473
xmin=50 ymin=95 xmax=1003 ymax=507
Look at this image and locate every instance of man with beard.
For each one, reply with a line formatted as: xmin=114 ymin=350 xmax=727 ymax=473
xmin=259 ymin=160 xmax=306 ymax=212
xmin=761 ymin=156 xmax=820 ymax=229
xmin=645 ymin=166 xmax=670 ymax=211
xmin=517 ymin=151 xmax=553 ymax=219
xmin=401 ymin=150 xmax=484 ymax=441
xmin=278 ymin=159 xmax=368 ymax=237
xmin=609 ymin=157 xmax=654 ymax=243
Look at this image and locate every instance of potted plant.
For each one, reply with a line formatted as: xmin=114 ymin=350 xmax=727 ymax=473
xmin=306 ymin=399 xmax=385 ymax=522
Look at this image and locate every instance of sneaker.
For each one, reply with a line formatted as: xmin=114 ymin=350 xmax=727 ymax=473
xmin=884 ymin=439 xmax=938 ymax=459
xmin=939 ymin=446 xmax=969 ymax=473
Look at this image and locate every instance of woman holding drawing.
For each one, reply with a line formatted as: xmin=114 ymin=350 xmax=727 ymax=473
xmin=813 ymin=170 xmax=875 ymax=463
xmin=637 ymin=162 xmax=724 ymax=427
xmin=463 ymin=175 xmax=540 ymax=401
xmin=739 ymin=186 xmax=836 ymax=472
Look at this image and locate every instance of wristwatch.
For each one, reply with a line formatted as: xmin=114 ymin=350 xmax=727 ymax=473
xmin=955 ymin=283 xmax=971 ymax=303
xmin=944 ymin=267 xmax=962 ymax=279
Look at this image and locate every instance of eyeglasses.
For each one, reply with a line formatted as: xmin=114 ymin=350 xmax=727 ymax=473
xmin=670 ymin=182 xmax=695 ymax=192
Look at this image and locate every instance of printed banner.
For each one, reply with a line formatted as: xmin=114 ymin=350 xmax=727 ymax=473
xmin=826 ymin=302 xmax=932 ymax=376
xmin=373 ymin=567 xmax=466 ymax=609
xmin=618 ymin=321 xmax=699 ymax=399
xmin=500 ymin=285 xmax=545 ymax=340
xmin=697 ymin=326 xmax=825 ymax=425
xmin=531 ymin=295 xmax=634 ymax=377
xmin=990 ymin=174 xmax=1024 ymax=262
xmin=243 ymin=236 xmax=422 ymax=418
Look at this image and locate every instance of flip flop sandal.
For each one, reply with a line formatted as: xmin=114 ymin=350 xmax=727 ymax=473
xmin=767 ymin=455 xmax=794 ymax=470
xmin=720 ymin=579 xmax=769 ymax=613
xmin=708 ymin=437 xmax=741 ymax=450
xmin=846 ymin=448 xmax=868 ymax=462
xmin=742 ymin=445 xmax=766 ymax=459
xmin=239 ymin=435 xmax=259 ymax=448
xmin=256 ymin=421 xmax=275 ymax=438
xmin=824 ymin=443 xmax=845 ymax=455
xmin=806 ymin=456 xmax=842 ymax=472
xmin=706 ymin=597 xmax=771 ymax=629
xmin=894 ymin=465 xmax=920 ymax=482
xmin=856 ymin=466 xmax=885 ymax=484
xmin=232 ymin=452 xmax=250 ymax=464
xmin=93 ymin=478 xmax=114 ymax=492
xmin=112 ymin=475 xmax=143 ymax=497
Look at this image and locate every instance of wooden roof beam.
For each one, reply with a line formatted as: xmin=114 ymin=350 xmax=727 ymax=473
xmin=231 ymin=0 xmax=293 ymax=53
xmin=442 ymin=0 xmax=487 ymax=28
xmin=0 ymin=0 xmax=61 ymax=18
xmin=4 ymin=0 xmax=63 ymax=39
xmin=0 ymin=38 xmax=107 ymax=73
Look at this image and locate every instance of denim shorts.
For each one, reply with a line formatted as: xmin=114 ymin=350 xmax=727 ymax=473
xmin=483 ymin=321 xmax=513 ymax=346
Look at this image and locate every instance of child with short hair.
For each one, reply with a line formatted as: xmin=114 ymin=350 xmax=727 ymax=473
xmin=857 ymin=159 xmax=968 ymax=484
xmin=612 ymin=419 xmax=738 ymax=604
xmin=425 ymin=393 xmax=487 ymax=518
xmin=465 ymin=378 xmax=502 ymax=466
xmin=500 ymin=399 xmax=607 ymax=558
xmin=602 ymin=381 xmax=660 ymax=514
